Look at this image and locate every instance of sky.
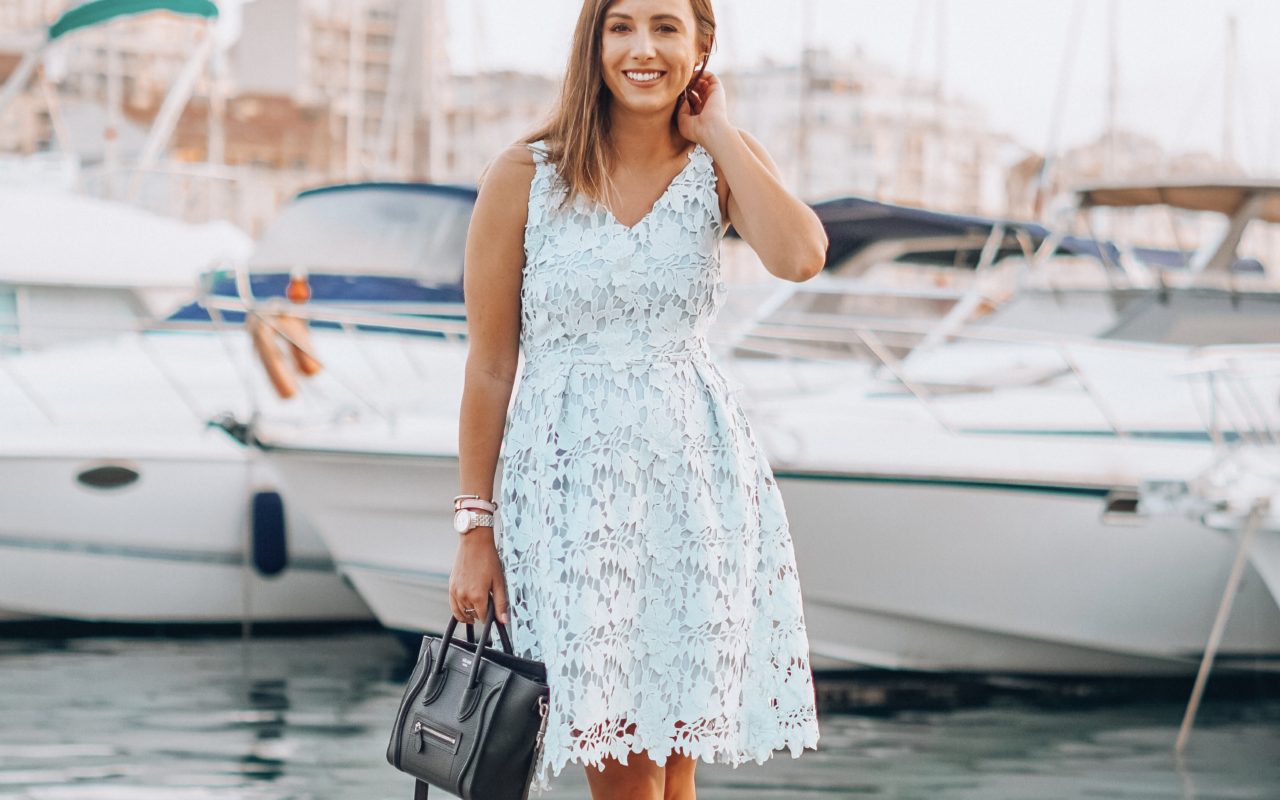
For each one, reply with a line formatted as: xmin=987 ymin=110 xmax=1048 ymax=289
xmin=444 ymin=0 xmax=1280 ymax=174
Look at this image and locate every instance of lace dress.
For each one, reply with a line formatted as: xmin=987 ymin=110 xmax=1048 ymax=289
xmin=497 ymin=139 xmax=820 ymax=791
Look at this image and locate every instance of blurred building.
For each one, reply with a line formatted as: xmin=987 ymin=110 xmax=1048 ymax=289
xmin=2 ymin=0 xmax=1271 ymax=259
xmin=0 ymin=6 xmax=1023 ymax=214
xmin=725 ymin=47 xmax=1023 ymax=215
xmin=232 ymin=0 xmax=449 ymax=179
xmin=0 ymin=0 xmax=458 ymax=232
xmin=438 ymin=47 xmax=1023 ymax=214
xmin=441 ymin=70 xmax=557 ymax=181
xmin=0 ymin=0 xmax=448 ymax=175
xmin=0 ymin=0 xmax=206 ymax=158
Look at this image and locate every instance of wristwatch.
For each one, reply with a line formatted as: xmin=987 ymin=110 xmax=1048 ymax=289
xmin=453 ymin=508 xmax=495 ymax=534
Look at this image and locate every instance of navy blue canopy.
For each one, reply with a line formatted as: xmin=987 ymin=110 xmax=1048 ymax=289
xmin=731 ymin=195 xmax=1203 ymax=273
xmin=169 ymin=182 xmax=477 ymax=325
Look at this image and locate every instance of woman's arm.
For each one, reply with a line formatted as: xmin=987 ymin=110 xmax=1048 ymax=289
xmin=710 ymin=127 xmax=828 ymax=281
xmin=680 ymin=73 xmax=828 ymax=282
xmin=452 ymin=142 xmax=534 ymax=625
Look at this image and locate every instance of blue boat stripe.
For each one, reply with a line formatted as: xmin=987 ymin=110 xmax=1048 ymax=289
xmin=0 ymin=534 xmax=335 ymax=572
xmin=954 ymin=428 xmax=1232 ymax=443
xmin=771 ymin=471 xmax=1114 ymax=497
xmin=338 ymin=559 xmax=451 ymax=582
xmin=254 ymin=444 xmax=1116 ymax=499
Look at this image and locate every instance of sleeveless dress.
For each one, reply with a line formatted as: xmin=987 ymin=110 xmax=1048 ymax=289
xmin=497 ymin=139 xmax=820 ymax=791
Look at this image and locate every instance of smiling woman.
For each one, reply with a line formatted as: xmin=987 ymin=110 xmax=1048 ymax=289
xmin=451 ymin=1 xmax=827 ymax=799
xmin=513 ymin=0 xmax=720 ymax=222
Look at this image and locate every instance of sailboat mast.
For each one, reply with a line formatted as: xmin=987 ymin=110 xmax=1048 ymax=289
xmin=373 ymin=0 xmax=411 ymax=176
xmin=934 ymin=0 xmax=945 ymax=105
xmin=1223 ymin=13 xmax=1236 ymax=166
xmin=1037 ymin=0 xmax=1086 ymax=218
xmin=424 ymin=0 xmax=448 ymax=181
xmin=208 ymin=27 xmax=226 ymax=169
xmin=105 ymin=24 xmax=121 ymax=194
xmin=346 ymin=0 xmax=367 ymax=179
xmin=1106 ymin=0 xmax=1118 ymax=179
xmin=795 ymin=0 xmax=810 ymax=198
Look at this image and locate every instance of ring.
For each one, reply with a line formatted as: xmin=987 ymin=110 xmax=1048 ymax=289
xmin=463 ymin=607 xmax=477 ymax=617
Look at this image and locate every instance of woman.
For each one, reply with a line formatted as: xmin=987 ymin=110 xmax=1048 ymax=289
xmin=450 ymin=0 xmax=826 ymax=797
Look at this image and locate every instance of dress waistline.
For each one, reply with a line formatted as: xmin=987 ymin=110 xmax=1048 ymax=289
xmin=524 ymin=340 xmax=711 ymax=368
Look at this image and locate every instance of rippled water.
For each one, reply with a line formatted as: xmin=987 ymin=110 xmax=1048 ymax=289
xmin=1 ymin=631 xmax=1279 ymax=799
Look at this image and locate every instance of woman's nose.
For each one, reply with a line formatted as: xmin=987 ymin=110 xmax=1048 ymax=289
xmin=629 ymin=32 xmax=657 ymax=59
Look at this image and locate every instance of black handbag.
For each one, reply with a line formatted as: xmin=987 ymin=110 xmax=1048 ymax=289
xmin=387 ymin=597 xmax=550 ymax=800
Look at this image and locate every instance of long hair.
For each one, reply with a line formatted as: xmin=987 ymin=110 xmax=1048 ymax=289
xmin=520 ymin=0 xmax=717 ymax=212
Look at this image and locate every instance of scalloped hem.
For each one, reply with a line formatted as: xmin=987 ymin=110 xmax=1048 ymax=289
xmin=527 ymin=725 xmax=821 ymax=795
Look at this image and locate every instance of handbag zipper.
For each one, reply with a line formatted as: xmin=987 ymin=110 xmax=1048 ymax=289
xmin=413 ymin=719 xmax=458 ymax=752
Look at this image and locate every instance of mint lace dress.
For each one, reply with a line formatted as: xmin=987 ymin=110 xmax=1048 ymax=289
xmin=497 ymin=139 xmax=820 ymax=790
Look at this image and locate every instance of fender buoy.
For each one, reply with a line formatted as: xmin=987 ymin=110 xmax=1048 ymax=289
xmin=273 ymin=313 xmax=322 ymax=377
xmin=246 ymin=312 xmax=322 ymax=399
xmin=251 ymin=490 xmax=288 ymax=577
xmin=247 ymin=313 xmax=298 ymax=399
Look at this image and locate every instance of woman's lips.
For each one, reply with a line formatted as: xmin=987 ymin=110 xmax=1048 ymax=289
xmin=623 ymin=70 xmax=666 ymax=87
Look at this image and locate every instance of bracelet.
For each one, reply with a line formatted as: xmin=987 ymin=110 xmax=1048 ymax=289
xmin=454 ymin=494 xmax=497 ymax=512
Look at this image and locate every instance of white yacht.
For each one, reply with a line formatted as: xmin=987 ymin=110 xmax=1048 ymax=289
xmin=228 ymin=182 xmax=1280 ymax=674
xmin=236 ymin=329 xmax=1280 ymax=674
xmin=0 ymin=1 xmax=259 ymax=352
xmin=0 ymin=179 xmax=478 ymax=623
xmin=0 ymin=183 xmax=251 ymax=352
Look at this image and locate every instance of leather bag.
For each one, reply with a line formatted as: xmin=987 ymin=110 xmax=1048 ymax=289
xmin=387 ymin=598 xmax=550 ymax=799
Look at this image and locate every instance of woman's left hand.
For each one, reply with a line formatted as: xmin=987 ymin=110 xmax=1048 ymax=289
xmin=677 ymin=71 xmax=732 ymax=146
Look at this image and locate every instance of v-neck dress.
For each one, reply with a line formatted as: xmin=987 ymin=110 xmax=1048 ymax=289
xmin=497 ymin=139 xmax=820 ymax=790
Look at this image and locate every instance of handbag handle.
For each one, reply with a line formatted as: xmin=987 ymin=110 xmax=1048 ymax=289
xmin=463 ymin=613 xmax=514 ymax=653
xmin=466 ymin=600 xmax=499 ymax=690
xmin=426 ymin=598 xmax=512 ymax=718
xmin=431 ymin=595 xmax=515 ymax=682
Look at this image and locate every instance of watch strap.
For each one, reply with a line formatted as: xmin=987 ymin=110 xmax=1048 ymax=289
xmin=459 ymin=511 xmax=494 ymax=533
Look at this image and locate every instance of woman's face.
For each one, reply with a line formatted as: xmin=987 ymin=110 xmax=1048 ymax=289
xmin=599 ymin=0 xmax=703 ymax=116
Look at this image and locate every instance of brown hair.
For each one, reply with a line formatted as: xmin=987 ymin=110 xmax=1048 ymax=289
xmin=521 ymin=0 xmax=716 ymax=212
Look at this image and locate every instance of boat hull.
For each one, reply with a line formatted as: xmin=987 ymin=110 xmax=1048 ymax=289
xmin=257 ymin=438 xmax=1280 ymax=676
xmin=780 ymin=472 xmax=1280 ymax=674
xmin=0 ymin=436 xmax=372 ymax=623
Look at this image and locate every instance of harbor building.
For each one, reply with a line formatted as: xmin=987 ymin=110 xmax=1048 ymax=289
xmin=1 ymin=0 xmax=1268 ymax=265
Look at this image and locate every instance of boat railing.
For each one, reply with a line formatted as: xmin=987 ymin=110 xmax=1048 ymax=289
xmin=76 ymin=162 xmax=315 ymax=235
xmin=725 ymin=306 xmax=1280 ymax=444
xmin=189 ymin=287 xmax=1280 ymax=446
xmin=195 ymin=293 xmax=472 ymax=425
xmin=180 ymin=270 xmax=1004 ymax=426
xmin=5 ymin=271 xmax=1277 ymax=449
xmin=0 ymin=290 xmax=471 ymax=427
xmin=188 ymin=284 xmax=1280 ymax=452
xmin=1176 ymin=355 xmax=1280 ymax=452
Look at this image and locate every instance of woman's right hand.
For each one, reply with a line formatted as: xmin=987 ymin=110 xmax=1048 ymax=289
xmin=448 ymin=530 xmax=510 ymax=625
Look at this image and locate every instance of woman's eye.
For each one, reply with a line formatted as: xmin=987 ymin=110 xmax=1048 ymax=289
xmin=606 ymin=23 xmax=676 ymax=33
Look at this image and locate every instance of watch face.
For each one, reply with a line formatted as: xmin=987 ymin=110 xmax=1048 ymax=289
xmin=453 ymin=510 xmax=470 ymax=533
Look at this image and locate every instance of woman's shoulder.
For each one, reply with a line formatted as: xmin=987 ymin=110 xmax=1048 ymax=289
xmin=486 ymin=141 xmax=539 ymax=178
xmin=469 ymin=142 xmax=547 ymax=242
xmin=477 ymin=141 xmax=542 ymax=203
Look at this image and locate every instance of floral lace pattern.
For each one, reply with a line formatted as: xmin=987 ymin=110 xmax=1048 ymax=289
xmin=497 ymin=140 xmax=820 ymax=791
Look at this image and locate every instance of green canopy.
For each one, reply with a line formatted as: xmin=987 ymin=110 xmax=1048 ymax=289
xmin=49 ymin=0 xmax=218 ymax=41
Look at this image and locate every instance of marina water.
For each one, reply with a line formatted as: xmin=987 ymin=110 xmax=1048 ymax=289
xmin=2 ymin=630 xmax=1279 ymax=799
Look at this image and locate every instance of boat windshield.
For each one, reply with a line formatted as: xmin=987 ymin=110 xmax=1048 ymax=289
xmin=248 ymin=186 xmax=474 ymax=285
